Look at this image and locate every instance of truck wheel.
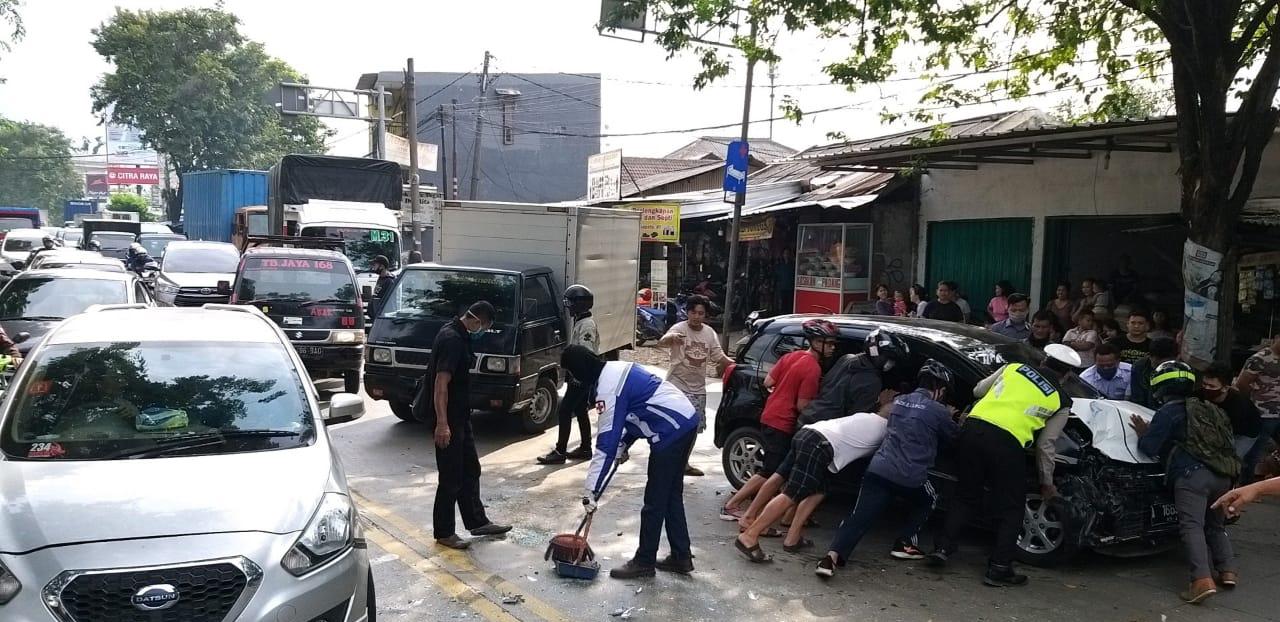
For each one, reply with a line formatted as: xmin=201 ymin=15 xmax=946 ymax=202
xmin=390 ymin=400 xmax=416 ymax=423
xmin=1014 ymin=494 xmax=1083 ymax=567
xmin=721 ymin=426 xmax=763 ymax=490
xmin=521 ymin=375 xmax=559 ymax=434
xmin=343 ymin=370 xmax=361 ymax=395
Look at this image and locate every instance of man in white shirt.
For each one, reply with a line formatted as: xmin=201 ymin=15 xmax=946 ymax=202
xmin=1080 ymin=343 xmax=1132 ymax=400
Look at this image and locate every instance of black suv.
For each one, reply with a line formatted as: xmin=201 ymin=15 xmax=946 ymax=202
xmin=227 ymin=246 xmax=366 ymax=393
xmin=716 ymin=314 xmax=1179 ymax=567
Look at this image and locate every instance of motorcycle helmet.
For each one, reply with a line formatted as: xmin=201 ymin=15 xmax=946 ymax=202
xmin=917 ymin=359 xmax=954 ymax=396
xmin=86 ymin=239 xmax=102 ymax=251
xmin=1044 ymin=343 xmax=1083 ymax=370
xmin=41 ymin=235 xmax=55 ymax=248
xmin=864 ymin=328 xmax=910 ymax=372
xmin=1151 ymin=360 xmax=1196 ymax=405
xmin=802 ymin=318 xmax=839 ymax=341
xmin=563 ymin=284 xmax=595 ymax=316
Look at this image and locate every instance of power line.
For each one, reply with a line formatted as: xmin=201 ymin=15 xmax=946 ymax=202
xmin=503 ymin=73 xmax=600 ymax=109
xmin=414 ymin=63 xmax=483 ymax=106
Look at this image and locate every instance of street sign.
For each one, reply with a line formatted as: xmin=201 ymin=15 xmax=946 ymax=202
xmin=385 ymin=134 xmax=439 ymax=172
xmin=107 ymin=166 xmax=160 ymax=185
xmin=587 ymin=149 xmax=623 ymax=203
xmin=105 ymin=124 xmax=158 ymax=165
xmin=723 ymin=140 xmax=749 ymax=195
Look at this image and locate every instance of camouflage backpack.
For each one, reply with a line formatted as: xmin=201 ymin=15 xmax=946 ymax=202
xmin=1179 ymin=397 xmax=1241 ymax=480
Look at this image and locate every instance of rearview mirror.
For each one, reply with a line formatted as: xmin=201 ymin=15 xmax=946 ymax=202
xmin=324 ymin=392 xmax=365 ymax=425
xmin=216 ymin=280 xmax=232 ymax=295
xmin=13 ymin=332 xmax=29 ymax=344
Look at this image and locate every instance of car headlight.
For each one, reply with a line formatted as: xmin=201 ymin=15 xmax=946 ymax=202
xmin=282 ymin=493 xmax=358 ymax=576
xmin=369 ymin=347 xmax=392 ymax=364
xmin=156 ymin=283 xmax=179 ymax=295
xmin=333 ymin=330 xmax=364 ymax=344
xmin=0 ymin=559 xmax=21 ymax=604
xmin=484 ymin=356 xmax=508 ymax=373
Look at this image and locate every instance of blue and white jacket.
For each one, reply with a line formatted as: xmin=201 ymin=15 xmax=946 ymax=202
xmin=585 ymin=362 xmax=698 ymax=498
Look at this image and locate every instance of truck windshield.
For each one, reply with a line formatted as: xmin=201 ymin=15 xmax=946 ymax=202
xmin=92 ymin=232 xmax=136 ymax=251
xmin=300 ymin=226 xmax=399 ymax=272
xmin=380 ymin=270 xmax=517 ymax=327
xmin=235 ymin=256 xmax=358 ymax=303
xmin=0 ymin=217 xmax=36 ymax=232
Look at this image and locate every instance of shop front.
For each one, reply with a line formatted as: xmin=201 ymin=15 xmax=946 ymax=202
xmin=794 ymin=223 xmax=873 ymax=314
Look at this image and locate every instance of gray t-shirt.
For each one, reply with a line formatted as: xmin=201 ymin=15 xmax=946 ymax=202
xmin=663 ymin=321 xmax=724 ymax=395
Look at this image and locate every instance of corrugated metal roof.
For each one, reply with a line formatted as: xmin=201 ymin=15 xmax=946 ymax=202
xmin=622 ymin=160 xmax=724 ymax=197
xmin=793 ymin=108 xmax=1053 ymax=161
xmin=611 ymin=181 xmax=805 ymax=219
xmin=622 ymin=157 xmax=712 ymax=181
xmin=664 ymin=136 xmax=798 ymax=163
xmin=1244 ymin=197 xmax=1280 ymax=227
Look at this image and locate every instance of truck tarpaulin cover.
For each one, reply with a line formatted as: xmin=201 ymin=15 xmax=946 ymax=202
xmin=270 ymin=154 xmax=402 ymax=210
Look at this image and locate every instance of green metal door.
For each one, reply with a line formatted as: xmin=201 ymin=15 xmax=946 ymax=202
xmin=926 ymin=218 xmax=1034 ymax=313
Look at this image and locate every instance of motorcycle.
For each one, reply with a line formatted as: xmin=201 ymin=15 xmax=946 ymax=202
xmin=635 ymin=303 xmax=667 ymax=345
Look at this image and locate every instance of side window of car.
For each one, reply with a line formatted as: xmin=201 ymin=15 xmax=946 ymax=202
xmin=760 ymin=333 xmax=808 ymax=376
xmin=134 ymin=282 xmax=150 ymax=303
xmin=521 ymin=276 xmax=558 ymax=322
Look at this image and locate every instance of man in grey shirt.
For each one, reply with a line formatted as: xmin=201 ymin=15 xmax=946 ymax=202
xmin=988 ymin=293 xmax=1031 ymax=340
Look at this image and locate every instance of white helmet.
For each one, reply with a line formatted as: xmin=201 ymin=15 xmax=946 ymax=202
xmin=1043 ymin=343 xmax=1082 ymax=369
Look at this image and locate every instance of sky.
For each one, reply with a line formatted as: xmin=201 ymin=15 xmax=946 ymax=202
xmin=0 ymin=0 xmax=1118 ymax=161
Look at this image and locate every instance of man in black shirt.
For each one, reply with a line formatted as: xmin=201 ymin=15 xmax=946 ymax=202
xmin=923 ymin=280 xmax=965 ymax=322
xmin=427 ymin=301 xmax=513 ymax=549
xmin=369 ymin=254 xmax=396 ymax=316
xmin=1200 ymin=362 xmax=1262 ymax=458
xmin=1108 ymin=309 xmax=1152 ymax=365
xmin=1129 ymin=337 xmax=1177 ymax=409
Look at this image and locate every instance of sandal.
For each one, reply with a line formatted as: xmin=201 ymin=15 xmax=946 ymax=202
xmin=740 ymin=525 xmax=784 ymax=538
xmin=783 ymin=537 xmax=815 ymax=553
xmin=734 ymin=537 xmax=773 ymax=563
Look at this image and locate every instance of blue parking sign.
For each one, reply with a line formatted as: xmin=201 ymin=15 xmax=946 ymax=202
xmin=723 ymin=140 xmax=749 ymax=194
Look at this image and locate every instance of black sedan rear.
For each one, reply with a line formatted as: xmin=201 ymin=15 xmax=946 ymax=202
xmin=0 ymin=269 xmax=153 ymax=355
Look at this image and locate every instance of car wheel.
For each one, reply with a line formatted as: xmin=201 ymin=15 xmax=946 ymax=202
xmin=343 ymin=370 xmax=360 ymax=395
xmin=1014 ymin=494 xmax=1082 ymax=567
xmin=721 ymin=426 xmax=763 ymax=490
xmin=366 ymin=568 xmax=377 ymax=622
xmin=390 ymin=400 xmax=416 ymax=423
xmin=521 ymin=375 xmax=559 ymax=434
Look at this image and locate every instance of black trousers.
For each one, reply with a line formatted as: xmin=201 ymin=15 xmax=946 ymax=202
xmin=636 ymin=431 xmax=697 ymax=565
xmin=555 ymin=382 xmax=593 ymax=453
xmin=433 ymin=416 xmax=490 ymax=539
xmin=935 ymin=418 xmax=1026 ymax=566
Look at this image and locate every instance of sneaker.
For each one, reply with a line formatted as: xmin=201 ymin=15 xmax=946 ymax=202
xmin=718 ymin=505 xmax=744 ymax=521
xmin=890 ymin=541 xmax=926 ymax=560
xmin=567 ymin=446 xmax=593 ymax=460
xmin=924 ymin=549 xmax=951 ymax=568
xmin=536 ymin=449 xmax=567 ymax=465
xmin=655 ymin=554 xmax=695 ymax=574
xmin=814 ymin=556 xmax=836 ymax=579
xmin=982 ymin=563 xmax=1028 ymax=587
xmin=609 ymin=559 xmax=656 ymax=579
xmin=469 ymin=522 xmax=513 ymax=536
xmin=684 ymin=465 xmax=705 ymax=476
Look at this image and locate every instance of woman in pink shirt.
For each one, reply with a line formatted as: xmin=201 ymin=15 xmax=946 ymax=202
xmin=988 ymin=280 xmax=1014 ymax=323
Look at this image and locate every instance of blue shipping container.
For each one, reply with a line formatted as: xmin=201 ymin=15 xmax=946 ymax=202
xmin=64 ymin=200 xmax=96 ymax=224
xmin=181 ymin=169 xmax=268 ymax=243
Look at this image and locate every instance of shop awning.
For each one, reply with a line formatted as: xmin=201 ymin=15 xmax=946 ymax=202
xmin=609 ymin=181 xmax=804 ymax=219
xmin=707 ymin=170 xmax=897 ymax=221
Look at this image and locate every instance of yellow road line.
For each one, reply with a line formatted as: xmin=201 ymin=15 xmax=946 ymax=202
xmin=363 ymin=525 xmax=521 ymax=622
xmin=352 ymin=489 xmax=574 ymax=622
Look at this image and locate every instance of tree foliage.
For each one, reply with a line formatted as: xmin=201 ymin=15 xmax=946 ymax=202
xmin=0 ymin=0 xmax=23 ymax=83
xmin=0 ymin=118 xmax=81 ymax=223
xmin=90 ymin=7 xmax=331 ymax=178
xmin=107 ymin=193 xmax=155 ymax=222
xmin=1054 ymin=82 xmax=1173 ymax=123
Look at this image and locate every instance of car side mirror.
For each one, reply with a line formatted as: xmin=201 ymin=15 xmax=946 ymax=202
xmin=324 ymin=392 xmax=365 ymax=425
xmin=13 ymin=332 xmax=29 ymax=344
xmin=362 ymin=285 xmax=373 ymax=299
xmin=216 ymin=280 xmax=232 ymax=295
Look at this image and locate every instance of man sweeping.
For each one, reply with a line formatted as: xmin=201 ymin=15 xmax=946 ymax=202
xmin=561 ymin=345 xmax=700 ymax=579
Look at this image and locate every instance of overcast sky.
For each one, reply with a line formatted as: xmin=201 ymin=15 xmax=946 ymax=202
xmin=0 ymin=0 xmax=1116 ymax=160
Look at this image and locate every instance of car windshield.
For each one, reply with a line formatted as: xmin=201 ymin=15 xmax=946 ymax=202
xmin=60 ymin=231 xmax=83 ymax=244
xmin=0 ymin=341 xmax=315 ymax=460
xmin=92 ymin=233 xmax=135 ymax=250
xmin=235 ymin=256 xmax=357 ymax=303
xmin=162 ymin=245 xmax=240 ymax=273
xmin=957 ymin=343 xmax=1104 ymax=399
xmin=3 ymin=237 xmax=37 ymax=252
xmin=380 ymin=269 xmax=517 ymax=327
xmin=0 ymin=277 xmax=128 ymax=320
xmin=300 ymin=226 xmax=399 ymax=272
xmin=140 ymin=236 xmax=184 ymax=256
xmin=0 ymin=217 xmax=36 ymax=232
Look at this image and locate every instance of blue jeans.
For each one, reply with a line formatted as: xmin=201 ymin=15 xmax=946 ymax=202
xmin=826 ymin=471 xmax=935 ymax=564
xmin=635 ymin=432 xmax=697 ymax=565
xmin=1242 ymin=418 xmax=1280 ymax=484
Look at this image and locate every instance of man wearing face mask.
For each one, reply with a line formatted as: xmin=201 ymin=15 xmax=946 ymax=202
xmin=988 ymin=293 xmax=1031 ymax=340
xmin=425 ymin=301 xmax=513 ymax=550
xmin=1080 ymin=343 xmax=1132 ymax=400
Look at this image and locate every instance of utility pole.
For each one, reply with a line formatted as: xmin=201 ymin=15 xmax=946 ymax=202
xmin=767 ymin=63 xmax=777 ymax=140
xmin=375 ymin=86 xmax=387 ymax=159
xmin=405 ymin=58 xmax=422 ymax=253
xmin=468 ymin=50 xmax=492 ymax=200
xmin=438 ymin=104 xmax=448 ymax=200
xmin=719 ymin=20 xmax=759 ymax=351
xmin=451 ymin=98 xmax=459 ymax=201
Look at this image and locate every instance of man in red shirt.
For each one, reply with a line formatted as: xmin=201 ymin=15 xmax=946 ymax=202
xmin=719 ymin=320 xmax=838 ymax=521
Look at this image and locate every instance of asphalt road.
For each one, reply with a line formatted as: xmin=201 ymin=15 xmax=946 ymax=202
xmin=326 ymin=375 xmax=1280 ymax=622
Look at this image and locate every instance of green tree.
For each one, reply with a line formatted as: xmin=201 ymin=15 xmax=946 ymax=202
xmin=90 ymin=7 xmax=331 ymax=220
xmin=0 ymin=118 xmax=81 ymax=223
xmin=607 ymin=0 xmax=1280 ymax=363
xmin=1054 ymin=82 xmax=1174 ymax=123
xmin=107 ymin=193 xmax=155 ymax=222
xmin=0 ymin=0 xmax=23 ymax=83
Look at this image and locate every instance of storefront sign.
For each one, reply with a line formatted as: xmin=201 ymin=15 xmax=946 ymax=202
xmin=1182 ymin=239 xmax=1222 ymax=364
xmin=637 ymin=202 xmax=680 ymax=243
xmin=85 ymin=173 xmax=109 ymax=198
xmin=650 ymin=260 xmax=668 ymax=305
xmin=107 ymin=166 xmax=160 ymax=185
xmin=587 ymin=149 xmax=622 ymax=203
xmin=796 ymin=275 xmax=842 ymax=290
xmin=738 ymin=215 xmax=774 ymax=241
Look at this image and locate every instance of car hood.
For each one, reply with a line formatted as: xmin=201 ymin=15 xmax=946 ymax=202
xmin=1070 ymin=398 xmax=1158 ymax=464
xmin=160 ymin=271 xmax=236 ymax=288
xmin=0 ymin=319 xmax=58 ymax=356
xmin=0 ymin=445 xmax=333 ymax=553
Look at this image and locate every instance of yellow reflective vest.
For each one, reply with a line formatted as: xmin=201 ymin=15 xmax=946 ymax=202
xmin=968 ymin=363 xmax=1063 ymax=447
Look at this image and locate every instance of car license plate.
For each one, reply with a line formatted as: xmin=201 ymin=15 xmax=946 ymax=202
xmin=1149 ymin=502 xmax=1178 ymax=526
xmin=297 ymin=346 xmax=324 ymax=358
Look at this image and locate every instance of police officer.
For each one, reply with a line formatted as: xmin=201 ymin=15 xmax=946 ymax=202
xmin=798 ymin=328 xmax=910 ymax=426
xmin=538 ymin=285 xmax=599 ymax=464
xmin=927 ymin=343 xmax=1081 ymax=587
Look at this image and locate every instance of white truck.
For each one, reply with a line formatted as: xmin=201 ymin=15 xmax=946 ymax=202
xmin=286 ymin=200 xmax=402 ymax=293
xmin=361 ymin=200 xmax=640 ymax=432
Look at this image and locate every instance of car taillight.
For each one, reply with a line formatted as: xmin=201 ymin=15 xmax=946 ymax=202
xmin=721 ymin=362 xmax=736 ymax=386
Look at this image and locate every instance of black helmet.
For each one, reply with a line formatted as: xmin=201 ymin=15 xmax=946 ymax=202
xmin=563 ymin=284 xmax=594 ymax=315
xmin=917 ymin=359 xmax=954 ymax=396
xmin=87 ymin=239 xmax=101 ymax=251
xmin=1151 ymin=360 xmax=1196 ymax=405
xmin=371 ymin=254 xmax=390 ymax=270
xmin=41 ymin=235 xmax=54 ymax=246
xmin=865 ymin=328 xmax=910 ymax=372
xmin=802 ymin=318 xmax=839 ymax=340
